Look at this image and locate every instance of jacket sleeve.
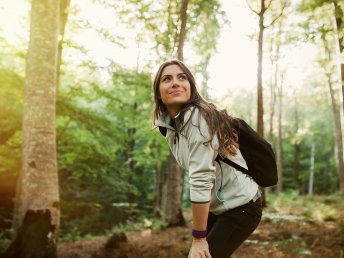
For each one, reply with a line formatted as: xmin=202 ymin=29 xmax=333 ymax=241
xmin=186 ymin=111 xmax=218 ymax=203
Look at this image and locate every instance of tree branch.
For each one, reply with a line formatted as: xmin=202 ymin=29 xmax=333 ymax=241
xmin=266 ymin=0 xmax=273 ymax=10
xmin=266 ymin=0 xmax=287 ymax=28
xmin=246 ymin=0 xmax=260 ymax=15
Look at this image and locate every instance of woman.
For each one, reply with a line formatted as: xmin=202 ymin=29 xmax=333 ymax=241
xmin=153 ymin=60 xmax=262 ymax=258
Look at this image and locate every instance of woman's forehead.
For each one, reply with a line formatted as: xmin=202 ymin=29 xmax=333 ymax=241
xmin=161 ymin=64 xmax=184 ymax=76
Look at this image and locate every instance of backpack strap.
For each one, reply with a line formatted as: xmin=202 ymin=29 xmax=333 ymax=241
xmin=215 ymin=155 xmax=249 ymax=174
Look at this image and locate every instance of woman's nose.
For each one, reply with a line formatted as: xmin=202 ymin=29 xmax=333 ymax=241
xmin=172 ymin=78 xmax=180 ymax=87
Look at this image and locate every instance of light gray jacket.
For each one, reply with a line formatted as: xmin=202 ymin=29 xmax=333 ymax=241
xmin=156 ymin=107 xmax=258 ymax=215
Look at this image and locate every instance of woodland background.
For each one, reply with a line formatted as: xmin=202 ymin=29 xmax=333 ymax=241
xmin=0 ymin=0 xmax=343 ymax=257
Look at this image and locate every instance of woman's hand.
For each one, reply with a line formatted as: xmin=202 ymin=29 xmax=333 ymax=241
xmin=188 ymin=238 xmax=212 ymax=258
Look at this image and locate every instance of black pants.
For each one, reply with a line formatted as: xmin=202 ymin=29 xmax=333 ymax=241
xmin=206 ymin=198 xmax=262 ymax=258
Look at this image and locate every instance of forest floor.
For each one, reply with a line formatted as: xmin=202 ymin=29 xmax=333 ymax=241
xmin=58 ymin=206 xmax=344 ymax=258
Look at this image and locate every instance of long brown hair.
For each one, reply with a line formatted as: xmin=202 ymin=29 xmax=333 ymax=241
xmin=152 ymin=59 xmax=238 ymax=157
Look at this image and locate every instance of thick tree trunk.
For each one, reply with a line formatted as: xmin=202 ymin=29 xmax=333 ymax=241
xmin=162 ymin=153 xmax=185 ymax=226
xmin=5 ymin=0 xmax=60 ymax=257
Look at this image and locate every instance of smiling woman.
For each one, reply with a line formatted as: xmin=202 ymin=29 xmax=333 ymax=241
xmin=153 ymin=60 xmax=262 ymax=258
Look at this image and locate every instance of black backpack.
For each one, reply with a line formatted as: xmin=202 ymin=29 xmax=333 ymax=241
xmin=158 ymin=117 xmax=278 ymax=187
xmin=215 ymin=118 xmax=278 ymax=187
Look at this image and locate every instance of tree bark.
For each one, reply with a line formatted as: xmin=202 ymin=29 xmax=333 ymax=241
xmin=162 ymin=153 xmax=185 ymax=226
xmin=5 ymin=0 xmax=60 ymax=257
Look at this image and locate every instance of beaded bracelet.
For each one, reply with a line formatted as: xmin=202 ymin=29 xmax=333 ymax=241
xmin=192 ymin=229 xmax=207 ymax=238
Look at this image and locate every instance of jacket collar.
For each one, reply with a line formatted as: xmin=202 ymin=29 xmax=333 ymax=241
xmin=154 ymin=112 xmax=175 ymax=131
xmin=154 ymin=106 xmax=195 ymax=132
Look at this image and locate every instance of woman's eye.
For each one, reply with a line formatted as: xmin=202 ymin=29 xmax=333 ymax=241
xmin=179 ymin=75 xmax=187 ymax=80
xmin=162 ymin=77 xmax=170 ymax=82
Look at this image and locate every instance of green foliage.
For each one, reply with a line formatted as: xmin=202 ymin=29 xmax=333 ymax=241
xmin=0 ymin=69 xmax=23 ymax=176
xmin=106 ymin=216 xmax=168 ymax=236
xmin=266 ymin=192 xmax=343 ymax=222
xmin=56 ymin=65 xmax=170 ymax=237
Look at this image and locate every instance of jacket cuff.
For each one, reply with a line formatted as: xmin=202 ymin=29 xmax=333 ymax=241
xmin=190 ymin=188 xmax=212 ymax=203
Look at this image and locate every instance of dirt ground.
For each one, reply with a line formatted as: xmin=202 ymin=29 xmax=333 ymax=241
xmin=58 ymin=212 xmax=344 ymax=258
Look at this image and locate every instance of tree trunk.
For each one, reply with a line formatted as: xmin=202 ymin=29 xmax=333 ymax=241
xmin=292 ymin=92 xmax=301 ymax=189
xmin=327 ymin=73 xmax=344 ymax=190
xmin=127 ymin=102 xmax=137 ymax=203
xmin=128 ymin=128 xmax=136 ymax=203
xmin=154 ymin=143 xmax=162 ymax=216
xmin=308 ymin=141 xmax=315 ymax=195
xmin=201 ymin=54 xmax=211 ymax=99
xmin=268 ymin=21 xmax=281 ymax=144
xmin=177 ymin=0 xmax=190 ymax=61
xmin=257 ymin=7 xmax=265 ymax=137
xmin=333 ymin=0 xmax=344 ymax=120
xmin=268 ymin=60 xmax=276 ymax=144
xmin=250 ymin=0 xmax=285 ymax=204
xmin=277 ymin=78 xmax=283 ymax=193
xmin=162 ymin=153 xmax=185 ymax=226
xmin=256 ymin=0 xmax=266 ymax=206
xmin=293 ymin=143 xmax=301 ymax=189
xmin=4 ymin=0 xmax=60 ymax=257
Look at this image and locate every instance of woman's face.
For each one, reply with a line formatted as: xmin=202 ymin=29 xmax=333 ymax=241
xmin=159 ymin=64 xmax=191 ymax=117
